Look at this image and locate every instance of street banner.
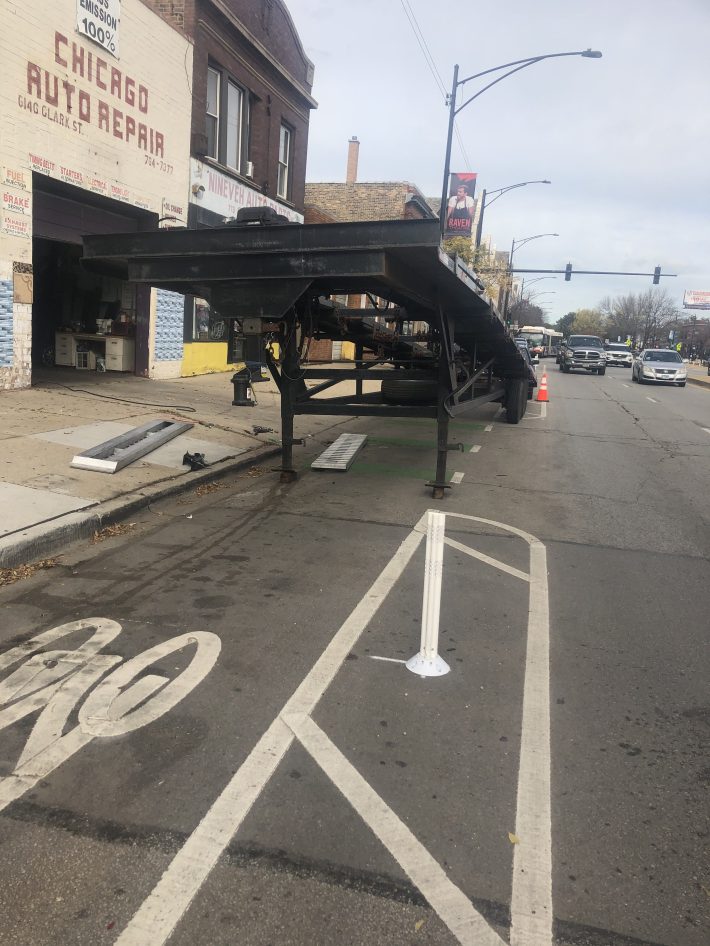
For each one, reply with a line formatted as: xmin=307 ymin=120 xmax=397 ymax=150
xmin=444 ymin=172 xmax=477 ymax=238
xmin=682 ymin=290 xmax=710 ymax=309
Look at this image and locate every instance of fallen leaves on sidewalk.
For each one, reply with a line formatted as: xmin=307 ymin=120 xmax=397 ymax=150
xmin=0 ymin=558 xmax=60 ymax=586
xmin=245 ymin=466 xmax=266 ymax=477
xmin=91 ymin=522 xmax=136 ymax=544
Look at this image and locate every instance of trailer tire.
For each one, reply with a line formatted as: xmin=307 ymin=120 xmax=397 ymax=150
xmin=505 ymin=378 xmax=526 ymax=424
xmin=381 ymin=373 xmax=438 ymax=405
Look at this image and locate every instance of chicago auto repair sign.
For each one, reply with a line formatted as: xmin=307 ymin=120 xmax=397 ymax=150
xmin=77 ymin=0 xmax=120 ymax=59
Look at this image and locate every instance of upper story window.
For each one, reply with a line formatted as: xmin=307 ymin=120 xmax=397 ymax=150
xmin=277 ymin=124 xmax=291 ymax=199
xmin=206 ymin=67 xmax=220 ymax=160
xmin=205 ymin=64 xmax=249 ymax=174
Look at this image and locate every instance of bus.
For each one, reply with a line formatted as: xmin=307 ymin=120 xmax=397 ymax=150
xmin=517 ymin=325 xmax=564 ymax=358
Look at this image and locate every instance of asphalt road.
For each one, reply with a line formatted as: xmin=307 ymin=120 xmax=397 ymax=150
xmin=0 ymin=364 xmax=708 ymax=946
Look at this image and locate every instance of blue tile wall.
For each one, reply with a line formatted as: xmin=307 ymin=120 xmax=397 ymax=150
xmin=154 ymin=289 xmax=184 ymax=362
xmin=0 ymin=280 xmax=13 ymax=367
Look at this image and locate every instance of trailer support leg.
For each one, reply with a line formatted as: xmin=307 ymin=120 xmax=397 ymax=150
xmin=355 ymin=342 xmax=364 ymax=398
xmin=279 ymin=316 xmax=299 ymax=483
xmin=428 ymin=340 xmax=452 ymax=499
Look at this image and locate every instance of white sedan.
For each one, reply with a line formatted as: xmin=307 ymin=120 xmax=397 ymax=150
xmin=632 ymin=349 xmax=687 ymax=387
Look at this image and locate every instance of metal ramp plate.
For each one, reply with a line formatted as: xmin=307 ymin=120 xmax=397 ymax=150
xmin=311 ymin=433 xmax=367 ymax=471
xmin=71 ymin=420 xmax=193 ymax=473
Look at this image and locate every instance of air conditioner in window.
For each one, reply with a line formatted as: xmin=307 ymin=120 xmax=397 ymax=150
xmin=245 ymin=161 xmax=254 ymax=178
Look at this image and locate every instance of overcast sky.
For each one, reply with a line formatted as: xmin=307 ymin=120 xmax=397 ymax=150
xmin=286 ymin=0 xmax=709 ymax=323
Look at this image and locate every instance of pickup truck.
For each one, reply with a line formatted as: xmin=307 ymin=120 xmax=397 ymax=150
xmin=559 ymin=335 xmax=607 ymax=375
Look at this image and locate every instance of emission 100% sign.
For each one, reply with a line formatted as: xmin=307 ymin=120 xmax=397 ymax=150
xmin=76 ymin=0 xmax=120 ymax=59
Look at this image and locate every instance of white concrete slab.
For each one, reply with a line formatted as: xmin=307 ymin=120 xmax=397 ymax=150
xmin=32 ymin=423 xmax=241 ymax=470
xmin=0 ymin=483 xmax=95 ymax=537
xmin=34 ymin=422 xmax=134 ymax=450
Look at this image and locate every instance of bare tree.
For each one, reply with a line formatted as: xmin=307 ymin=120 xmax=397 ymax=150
xmin=599 ymin=289 xmax=679 ymax=346
xmin=508 ymin=299 xmax=545 ymax=325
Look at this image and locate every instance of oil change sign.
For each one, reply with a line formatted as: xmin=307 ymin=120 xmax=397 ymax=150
xmin=77 ymin=0 xmax=120 ymax=59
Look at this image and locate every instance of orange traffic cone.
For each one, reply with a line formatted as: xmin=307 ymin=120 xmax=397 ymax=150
xmin=536 ymin=372 xmax=549 ymax=402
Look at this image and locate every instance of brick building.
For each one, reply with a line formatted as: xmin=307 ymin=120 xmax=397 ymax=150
xmin=144 ymin=0 xmax=316 ymax=375
xmin=302 ymin=137 xmax=436 ymax=360
xmin=0 ymin=0 xmax=315 ymax=388
xmin=0 ymin=0 xmax=193 ymax=389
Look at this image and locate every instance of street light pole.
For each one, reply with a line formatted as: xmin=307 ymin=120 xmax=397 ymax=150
xmin=519 ymin=274 xmax=558 ymax=299
xmin=505 ymin=233 xmax=559 ymax=318
xmin=439 ymin=48 xmax=602 ymax=236
xmin=474 ymin=180 xmax=551 ymax=248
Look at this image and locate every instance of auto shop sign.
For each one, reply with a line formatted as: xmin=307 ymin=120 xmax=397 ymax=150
xmin=77 ymin=0 xmax=120 ymax=59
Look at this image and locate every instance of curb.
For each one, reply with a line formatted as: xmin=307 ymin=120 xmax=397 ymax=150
xmin=0 ymin=443 xmax=282 ymax=570
xmin=687 ymin=375 xmax=710 ymax=390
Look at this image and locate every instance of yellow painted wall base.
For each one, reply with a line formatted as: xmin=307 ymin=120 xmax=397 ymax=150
xmin=182 ymin=342 xmax=233 ymax=376
xmin=341 ymin=341 xmax=355 ymax=360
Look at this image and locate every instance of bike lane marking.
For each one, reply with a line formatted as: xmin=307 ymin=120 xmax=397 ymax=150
xmin=284 ymin=712 xmax=504 ymax=946
xmin=114 ymin=514 xmax=431 ymax=946
xmin=0 ymin=622 xmax=221 ymax=814
xmin=114 ymin=510 xmax=551 ymax=946
xmin=442 ymin=513 xmax=552 ymax=946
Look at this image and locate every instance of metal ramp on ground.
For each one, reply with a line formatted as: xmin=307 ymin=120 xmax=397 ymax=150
xmin=311 ymin=433 xmax=367 ymax=471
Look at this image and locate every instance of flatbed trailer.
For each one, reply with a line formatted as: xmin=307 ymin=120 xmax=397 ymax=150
xmin=83 ymin=218 xmax=534 ymax=497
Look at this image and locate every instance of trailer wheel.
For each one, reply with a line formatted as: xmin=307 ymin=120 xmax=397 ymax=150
xmin=505 ymin=378 xmax=526 ymax=424
xmin=381 ymin=373 xmax=438 ymax=404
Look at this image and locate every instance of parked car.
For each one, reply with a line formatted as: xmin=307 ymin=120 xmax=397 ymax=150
xmin=604 ymin=342 xmax=633 ymax=367
xmin=632 ymin=349 xmax=687 ymax=386
xmin=559 ymin=335 xmax=607 ymax=374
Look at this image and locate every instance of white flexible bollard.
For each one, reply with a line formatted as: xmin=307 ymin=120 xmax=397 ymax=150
xmin=406 ymin=510 xmax=450 ymax=677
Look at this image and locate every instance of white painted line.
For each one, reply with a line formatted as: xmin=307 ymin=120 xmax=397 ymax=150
xmin=469 ymin=444 xmax=481 ymax=453
xmin=285 ymin=713 xmax=505 ymax=946
xmin=484 ymin=424 xmax=493 ymax=432
xmin=493 ymin=406 xmax=504 ymax=419
xmin=646 ymin=396 xmax=658 ymax=403
xmin=510 ymin=538 xmax=552 ymax=946
xmin=115 ymin=516 xmax=428 ymax=946
xmin=444 ymin=536 xmax=531 ymax=583
xmin=368 ymin=656 xmax=407 ymax=665
xmin=525 ymin=402 xmax=547 ymax=421
xmin=622 ymin=384 xmax=630 ymax=389
xmin=702 ymin=428 xmax=710 ymax=436
xmin=450 ymin=471 xmax=464 ymax=484
xmin=441 ymin=513 xmax=551 ymax=946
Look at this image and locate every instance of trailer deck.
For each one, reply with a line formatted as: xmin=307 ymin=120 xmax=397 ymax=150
xmin=83 ymin=218 xmax=534 ymax=495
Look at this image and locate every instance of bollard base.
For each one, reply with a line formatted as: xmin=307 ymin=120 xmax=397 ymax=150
xmin=406 ymin=652 xmax=450 ymax=677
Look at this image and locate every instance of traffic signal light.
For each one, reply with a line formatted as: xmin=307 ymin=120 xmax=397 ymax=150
xmin=653 ymin=266 xmax=661 ymax=284
xmin=564 ymin=263 xmax=572 ymax=281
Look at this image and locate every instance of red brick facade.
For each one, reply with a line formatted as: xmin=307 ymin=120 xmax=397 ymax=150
xmin=141 ymin=0 xmax=315 ymax=211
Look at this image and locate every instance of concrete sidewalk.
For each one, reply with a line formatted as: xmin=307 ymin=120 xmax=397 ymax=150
xmin=0 ymin=366 xmax=358 ymax=569
xmin=687 ymin=363 xmax=710 ymax=389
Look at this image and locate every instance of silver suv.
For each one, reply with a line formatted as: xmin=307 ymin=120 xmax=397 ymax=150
xmin=560 ymin=335 xmax=606 ymax=375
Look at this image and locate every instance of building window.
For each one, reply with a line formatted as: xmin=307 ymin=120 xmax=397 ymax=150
xmin=277 ymin=125 xmax=291 ymax=199
xmin=226 ymin=81 xmax=244 ymax=171
xmin=206 ymin=67 xmax=220 ymax=160
xmin=206 ymin=65 xmax=249 ymax=173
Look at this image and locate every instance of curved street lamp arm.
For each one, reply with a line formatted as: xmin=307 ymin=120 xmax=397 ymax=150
xmin=457 ymin=49 xmax=600 ymax=89
xmin=484 ymin=180 xmax=550 ymax=207
xmin=457 ymin=59 xmax=555 ymax=115
xmin=513 ymin=233 xmax=559 ymax=253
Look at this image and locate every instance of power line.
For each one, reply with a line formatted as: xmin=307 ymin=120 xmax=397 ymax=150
xmin=398 ymin=0 xmax=447 ymax=98
xmin=398 ymin=2 xmax=472 ymax=171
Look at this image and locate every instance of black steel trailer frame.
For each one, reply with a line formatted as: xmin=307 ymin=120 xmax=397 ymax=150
xmin=83 ymin=218 xmax=534 ymax=497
